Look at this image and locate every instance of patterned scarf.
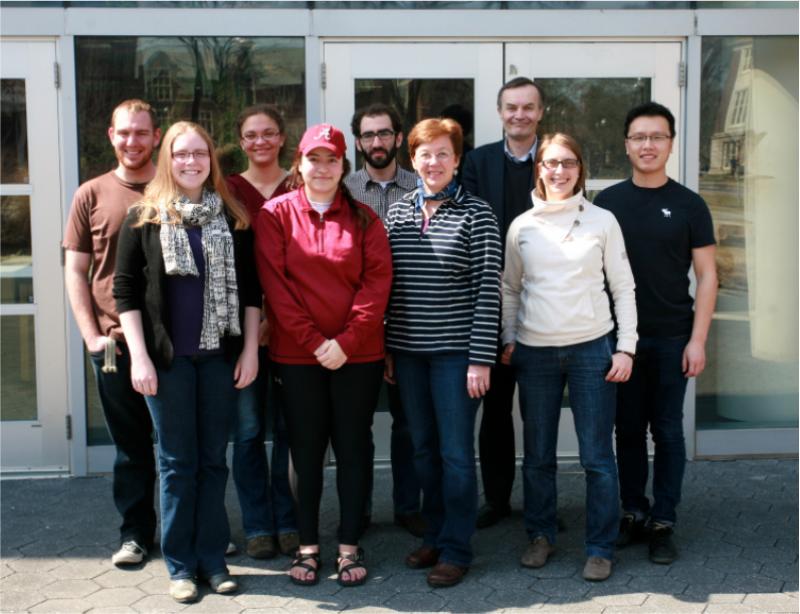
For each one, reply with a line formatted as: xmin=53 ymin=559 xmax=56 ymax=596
xmin=414 ymin=177 xmax=460 ymax=211
xmin=159 ymin=189 xmax=241 ymax=350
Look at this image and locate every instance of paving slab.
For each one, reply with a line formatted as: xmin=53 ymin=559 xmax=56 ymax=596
xmin=1 ymin=459 xmax=797 ymax=613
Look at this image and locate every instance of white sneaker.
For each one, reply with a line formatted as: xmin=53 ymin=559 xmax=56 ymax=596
xmin=111 ymin=540 xmax=147 ymax=566
xmin=169 ymin=578 xmax=198 ymax=603
xmin=208 ymin=572 xmax=238 ymax=594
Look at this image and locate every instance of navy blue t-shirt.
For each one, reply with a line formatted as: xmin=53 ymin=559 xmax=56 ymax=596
xmin=594 ymin=178 xmax=716 ymax=338
xmin=166 ymin=226 xmax=207 ymax=356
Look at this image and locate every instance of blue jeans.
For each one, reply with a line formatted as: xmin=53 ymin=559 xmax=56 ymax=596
xmin=615 ymin=335 xmax=689 ymax=525
xmin=146 ymin=353 xmax=236 ymax=579
xmin=231 ymin=349 xmax=296 ymax=539
xmin=89 ymin=344 xmax=157 ymax=549
xmin=394 ymin=352 xmax=480 ymax=568
xmin=514 ymin=336 xmax=619 ymax=560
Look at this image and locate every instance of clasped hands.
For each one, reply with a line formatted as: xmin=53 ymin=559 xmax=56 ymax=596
xmin=315 ymin=339 xmax=348 ymax=370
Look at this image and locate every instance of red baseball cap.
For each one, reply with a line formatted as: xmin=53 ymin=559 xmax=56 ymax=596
xmin=298 ymin=123 xmax=347 ymax=158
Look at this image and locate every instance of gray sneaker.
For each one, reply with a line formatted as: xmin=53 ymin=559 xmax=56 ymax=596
xmin=111 ymin=541 xmax=147 ymax=566
xmin=169 ymin=578 xmax=198 ymax=603
xmin=208 ymin=572 xmax=238 ymax=594
xmin=583 ymin=556 xmax=612 ymax=581
xmin=520 ymin=536 xmax=555 ymax=569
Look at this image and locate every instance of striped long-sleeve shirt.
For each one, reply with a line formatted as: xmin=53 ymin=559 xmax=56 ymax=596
xmin=385 ymin=184 xmax=502 ymax=366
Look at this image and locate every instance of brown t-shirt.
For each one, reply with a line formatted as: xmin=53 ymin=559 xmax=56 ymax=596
xmin=62 ymin=171 xmax=147 ymax=341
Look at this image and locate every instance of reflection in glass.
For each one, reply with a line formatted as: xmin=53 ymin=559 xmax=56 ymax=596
xmin=1 ymin=80 xmax=29 ymax=184
xmin=85 ymin=350 xmax=110 ymax=445
xmin=355 ymin=79 xmax=474 ymax=171
xmin=1 ymin=315 xmax=37 ymax=421
xmin=75 ymin=36 xmax=306 ymax=181
xmin=537 ymin=78 xmax=650 ymax=179
xmin=0 ymin=196 xmax=33 ymax=304
xmin=697 ymin=36 xmax=799 ymax=430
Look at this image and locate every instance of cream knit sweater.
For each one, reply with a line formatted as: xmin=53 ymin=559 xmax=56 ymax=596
xmin=502 ymin=191 xmax=638 ymax=353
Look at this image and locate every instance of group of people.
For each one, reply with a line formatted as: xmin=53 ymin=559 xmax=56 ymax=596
xmin=63 ymin=76 xmax=717 ymax=603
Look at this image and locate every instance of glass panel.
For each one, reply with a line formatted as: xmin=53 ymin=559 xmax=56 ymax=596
xmin=354 ymin=78 xmax=474 ymax=172
xmin=1 ymin=315 xmax=37 ymax=421
xmin=0 ymin=196 xmax=33 ymax=304
xmin=1 ymin=79 xmax=29 ymax=184
xmin=536 ymin=78 xmax=651 ymax=179
xmin=75 ymin=36 xmax=306 ymax=182
xmin=697 ymin=36 xmax=799 ymax=430
xmin=85 ymin=350 xmax=110 ymax=445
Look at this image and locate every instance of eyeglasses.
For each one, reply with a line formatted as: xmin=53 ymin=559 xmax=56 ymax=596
xmin=242 ymin=130 xmax=282 ymax=143
xmin=541 ymin=158 xmax=580 ymax=170
xmin=626 ymin=134 xmax=671 ymax=144
xmin=358 ymin=129 xmax=396 ymax=143
xmin=172 ymin=150 xmax=210 ymax=162
xmin=416 ymin=151 xmax=454 ymax=163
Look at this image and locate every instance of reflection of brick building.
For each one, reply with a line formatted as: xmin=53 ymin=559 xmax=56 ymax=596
xmin=709 ymin=44 xmax=751 ymax=175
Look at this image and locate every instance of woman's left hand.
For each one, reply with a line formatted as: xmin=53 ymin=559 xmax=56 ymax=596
xmin=605 ymin=352 xmax=633 ymax=383
xmin=467 ymin=364 xmax=491 ymax=399
xmin=234 ymin=348 xmax=259 ymax=389
xmin=316 ymin=339 xmax=348 ymax=370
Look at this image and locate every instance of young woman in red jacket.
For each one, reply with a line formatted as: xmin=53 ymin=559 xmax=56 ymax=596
xmin=255 ymin=124 xmax=392 ymax=588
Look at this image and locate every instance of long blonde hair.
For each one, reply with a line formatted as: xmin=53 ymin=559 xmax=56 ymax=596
xmin=133 ymin=121 xmax=248 ymax=229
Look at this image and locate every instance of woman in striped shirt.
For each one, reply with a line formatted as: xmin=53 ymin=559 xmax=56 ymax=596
xmin=385 ymin=118 xmax=502 ymax=588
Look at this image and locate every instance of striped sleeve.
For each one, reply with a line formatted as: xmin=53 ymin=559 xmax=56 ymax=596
xmin=467 ymin=204 xmax=502 ymax=365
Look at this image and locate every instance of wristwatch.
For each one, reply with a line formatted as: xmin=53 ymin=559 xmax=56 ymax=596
xmin=617 ymin=350 xmax=636 ymax=360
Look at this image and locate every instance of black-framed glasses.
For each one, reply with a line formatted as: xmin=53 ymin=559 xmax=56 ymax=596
xmin=541 ymin=158 xmax=580 ymax=170
xmin=242 ymin=130 xmax=282 ymax=143
xmin=625 ymin=134 xmax=671 ymax=144
xmin=358 ymin=129 xmax=396 ymax=143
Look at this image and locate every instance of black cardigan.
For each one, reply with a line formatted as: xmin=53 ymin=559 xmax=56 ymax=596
xmin=113 ymin=206 xmax=261 ymax=369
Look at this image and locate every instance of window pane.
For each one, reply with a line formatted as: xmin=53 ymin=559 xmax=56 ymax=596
xmin=697 ymin=36 xmax=799 ymax=430
xmin=355 ymin=78 xmax=474 ymax=172
xmin=537 ymin=78 xmax=651 ymax=179
xmin=75 ymin=36 xmax=306 ymax=182
xmin=0 ymin=196 xmax=33 ymax=304
xmin=1 ymin=315 xmax=37 ymax=421
xmin=1 ymin=79 xmax=29 ymax=184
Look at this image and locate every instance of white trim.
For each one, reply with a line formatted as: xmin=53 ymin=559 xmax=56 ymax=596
xmin=0 ymin=304 xmax=36 ymax=316
xmin=0 ymin=185 xmax=33 ymax=196
xmin=696 ymin=428 xmax=798 ymax=457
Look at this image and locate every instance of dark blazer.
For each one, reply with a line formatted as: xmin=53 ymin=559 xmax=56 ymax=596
xmin=461 ymin=140 xmax=507 ymax=234
xmin=113 ymin=206 xmax=261 ymax=369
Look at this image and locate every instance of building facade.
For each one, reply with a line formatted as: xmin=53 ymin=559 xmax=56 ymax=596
xmin=0 ymin=1 xmax=797 ymax=476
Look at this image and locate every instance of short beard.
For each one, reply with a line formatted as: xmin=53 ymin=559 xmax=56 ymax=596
xmin=116 ymin=148 xmax=154 ymax=171
xmin=363 ymin=143 xmax=397 ymax=170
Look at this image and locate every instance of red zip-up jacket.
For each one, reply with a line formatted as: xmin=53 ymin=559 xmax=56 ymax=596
xmin=255 ymin=187 xmax=392 ymax=365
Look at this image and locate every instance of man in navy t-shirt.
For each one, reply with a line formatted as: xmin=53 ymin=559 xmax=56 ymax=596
xmin=594 ymin=102 xmax=718 ymax=565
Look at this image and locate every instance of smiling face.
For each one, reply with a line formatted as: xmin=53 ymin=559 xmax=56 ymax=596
xmin=498 ymin=84 xmax=544 ymax=145
xmin=170 ymin=131 xmax=211 ymax=202
xmin=411 ymin=135 xmax=459 ymax=195
xmin=625 ymin=115 xmax=673 ymax=181
xmin=240 ymin=113 xmax=285 ymax=167
xmin=538 ymin=142 xmax=580 ymax=201
xmin=299 ymin=147 xmax=344 ymax=202
xmin=108 ymin=109 xmax=161 ymax=173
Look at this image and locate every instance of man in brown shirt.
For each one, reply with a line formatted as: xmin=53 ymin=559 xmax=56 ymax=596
xmin=63 ymin=99 xmax=161 ymax=567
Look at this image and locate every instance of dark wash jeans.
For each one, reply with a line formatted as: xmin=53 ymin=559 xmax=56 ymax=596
xmin=394 ymin=351 xmax=480 ymax=568
xmin=89 ymin=343 xmax=157 ymax=549
xmin=615 ymin=335 xmax=689 ymax=525
xmin=513 ymin=336 xmax=619 ymax=560
xmin=231 ymin=347 xmax=297 ymax=540
xmin=145 ymin=353 xmax=237 ymax=580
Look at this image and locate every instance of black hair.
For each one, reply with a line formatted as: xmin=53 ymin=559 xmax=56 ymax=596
xmin=235 ymin=103 xmax=285 ymax=138
xmin=624 ymin=101 xmax=676 ymax=138
xmin=496 ymin=77 xmax=545 ymax=109
xmin=350 ymin=103 xmax=403 ymax=137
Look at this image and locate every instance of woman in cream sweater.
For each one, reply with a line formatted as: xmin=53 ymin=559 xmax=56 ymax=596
xmin=501 ymin=133 xmax=637 ymax=583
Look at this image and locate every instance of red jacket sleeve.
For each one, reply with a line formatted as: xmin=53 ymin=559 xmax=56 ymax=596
xmin=255 ymin=204 xmax=327 ymax=356
xmin=334 ymin=214 xmax=393 ymax=358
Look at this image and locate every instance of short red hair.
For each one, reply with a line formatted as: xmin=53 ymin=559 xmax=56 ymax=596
xmin=408 ymin=118 xmax=463 ymax=160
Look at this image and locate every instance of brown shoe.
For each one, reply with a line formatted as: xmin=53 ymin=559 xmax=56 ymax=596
xmin=427 ymin=562 xmax=468 ymax=588
xmin=520 ymin=536 xmax=555 ymax=569
xmin=583 ymin=556 xmax=612 ymax=581
xmin=246 ymin=535 xmax=278 ymax=559
xmin=277 ymin=532 xmax=300 ymax=557
xmin=405 ymin=545 xmax=440 ymax=569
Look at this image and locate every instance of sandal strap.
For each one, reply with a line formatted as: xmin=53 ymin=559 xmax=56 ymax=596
xmin=292 ymin=552 xmax=321 ymax=573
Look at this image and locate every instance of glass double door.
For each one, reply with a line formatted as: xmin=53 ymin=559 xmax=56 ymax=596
xmin=1 ymin=39 xmax=69 ymax=473
xmin=323 ymin=40 xmax=683 ymax=461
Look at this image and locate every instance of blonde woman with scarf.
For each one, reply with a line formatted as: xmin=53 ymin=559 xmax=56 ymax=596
xmin=114 ymin=121 xmax=261 ymax=603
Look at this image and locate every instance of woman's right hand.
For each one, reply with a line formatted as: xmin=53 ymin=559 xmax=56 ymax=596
xmin=500 ymin=343 xmax=515 ymax=365
xmin=384 ymin=353 xmax=396 ymax=384
xmin=130 ymin=354 xmax=158 ymax=397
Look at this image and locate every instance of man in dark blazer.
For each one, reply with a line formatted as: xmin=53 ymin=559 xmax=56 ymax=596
xmin=461 ymin=77 xmax=544 ymax=529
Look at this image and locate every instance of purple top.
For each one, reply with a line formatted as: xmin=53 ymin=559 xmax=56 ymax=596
xmin=166 ymin=226 xmax=210 ymax=356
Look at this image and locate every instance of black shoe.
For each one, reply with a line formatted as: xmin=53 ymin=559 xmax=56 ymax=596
xmin=616 ymin=513 xmax=647 ymax=548
xmin=648 ymin=523 xmax=677 ymax=564
xmin=395 ymin=512 xmax=426 ymax=538
xmin=476 ymin=503 xmax=511 ymax=529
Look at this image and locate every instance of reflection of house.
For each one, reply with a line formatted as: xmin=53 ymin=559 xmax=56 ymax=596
xmin=709 ymin=44 xmax=751 ymax=175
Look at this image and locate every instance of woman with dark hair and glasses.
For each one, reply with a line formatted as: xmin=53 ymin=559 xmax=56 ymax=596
xmin=225 ymin=104 xmax=298 ymax=561
xmin=501 ymin=132 xmax=637 ymax=582
xmin=255 ymin=124 xmax=392 ymax=588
